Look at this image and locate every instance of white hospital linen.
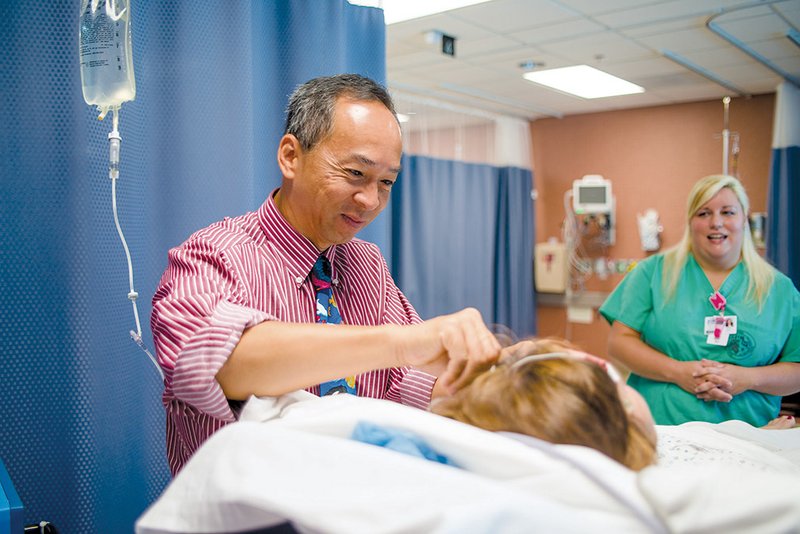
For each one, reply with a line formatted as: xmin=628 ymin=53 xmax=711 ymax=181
xmin=136 ymin=393 xmax=800 ymax=534
xmin=656 ymin=421 xmax=800 ymax=474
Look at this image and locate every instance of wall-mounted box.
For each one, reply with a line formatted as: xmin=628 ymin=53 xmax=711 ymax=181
xmin=535 ymin=240 xmax=567 ymax=293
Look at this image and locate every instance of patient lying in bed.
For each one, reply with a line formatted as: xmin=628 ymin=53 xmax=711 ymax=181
xmin=431 ymin=337 xmax=658 ymax=471
xmin=136 ymin=337 xmax=800 ymax=534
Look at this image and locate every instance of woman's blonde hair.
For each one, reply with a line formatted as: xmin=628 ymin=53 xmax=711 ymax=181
xmin=662 ymin=174 xmax=774 ymax=307
xmin=431 ymin=337 xmax=657 ymax=471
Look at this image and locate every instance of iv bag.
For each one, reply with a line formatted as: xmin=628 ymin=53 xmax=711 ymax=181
xmin=79 ymin=0 xmax=136 ymax=115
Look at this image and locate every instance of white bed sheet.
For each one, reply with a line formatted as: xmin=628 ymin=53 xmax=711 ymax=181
xmin=136 ymin=392 xmax=800 ymax=534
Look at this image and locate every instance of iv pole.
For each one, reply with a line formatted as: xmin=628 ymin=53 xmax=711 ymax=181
xmin=722 ymin=96 xmax=730 ymax=175
xmin=720 ymin=96 xmax=740 ymax=178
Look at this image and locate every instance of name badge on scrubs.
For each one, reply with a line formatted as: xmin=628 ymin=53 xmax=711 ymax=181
xmin=704 ymin=315 xmax=737 ymax=346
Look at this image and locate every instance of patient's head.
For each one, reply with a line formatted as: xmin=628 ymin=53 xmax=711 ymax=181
xmin=431 ymin=337 xmax=657 ymax=471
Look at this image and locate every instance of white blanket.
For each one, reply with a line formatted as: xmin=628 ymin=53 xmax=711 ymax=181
xmin=136 ymin=393 xmax=800 ymax=534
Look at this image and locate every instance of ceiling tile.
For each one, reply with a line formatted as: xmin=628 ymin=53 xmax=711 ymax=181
xmin=771 ymin=55 xmax=800 ymax=76
xmin=634 ymin=27 xmax=731 ymax=53
xmin=452 ymin=0 xmax=581 ymax=32
xmin=678 ymin=46 xmax=761 ymax=70
xmin=555 ymin=0 xmax=670 ymax=16
xmin=747 ymin=36 xmax=800 ymax=63
xmin=618 ymin=16 xmax=707 ymax=38
xmin=455 ymin=34 xmax=533 ymax=59
xmin=603 ymin=56 xmax=688 ymax=80
xmin=508 ymin=18 xmax=607 ymax=45
xmin=591 ymin=0 xmax=735 ymax=28
xmin=537 ymin=30 xmax=653 ymax=63
xmin=773 ymin=1 xmax=800 ymax=27
xmin=713 ymin=12 xmax=792 ymax=43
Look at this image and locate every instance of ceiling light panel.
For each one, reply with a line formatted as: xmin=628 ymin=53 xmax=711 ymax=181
xmin=523 ymin=65 xmax=645 ymax=99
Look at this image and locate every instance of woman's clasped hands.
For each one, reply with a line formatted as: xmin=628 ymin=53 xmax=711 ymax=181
xmin=691 ymin=358 xmax=745 ymax=402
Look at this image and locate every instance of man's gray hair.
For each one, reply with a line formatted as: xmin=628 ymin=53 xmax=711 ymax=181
xmin=285 ymin=73 xmax=398 ymax=151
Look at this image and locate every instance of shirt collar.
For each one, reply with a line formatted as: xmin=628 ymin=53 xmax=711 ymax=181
xmin=258 ymin=189 xmax=342 ymax=284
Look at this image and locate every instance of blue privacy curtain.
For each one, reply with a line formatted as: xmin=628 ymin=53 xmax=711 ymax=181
xmin=767 ymin=81 xmax=800 ymax=288
xmin=391 ymin=157 xmax=536 ymax=338
xmin=0 ymin=1 xmax=385 ymax=531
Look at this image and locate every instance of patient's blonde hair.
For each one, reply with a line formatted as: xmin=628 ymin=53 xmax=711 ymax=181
xmin=431 ymin=337 xmax=657 ymax=471
xmin=662 ymin=174 xmax=774 ymax=308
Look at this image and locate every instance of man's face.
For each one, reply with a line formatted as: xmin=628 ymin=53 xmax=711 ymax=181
xmin=285 ymin=98 xmax=402 ymax=251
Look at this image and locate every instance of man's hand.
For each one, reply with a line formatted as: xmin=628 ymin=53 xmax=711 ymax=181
xmin=402 ymin=308 xmax=501 ymax=395
xmin=498 ymin=339 xmax=541 ymax=364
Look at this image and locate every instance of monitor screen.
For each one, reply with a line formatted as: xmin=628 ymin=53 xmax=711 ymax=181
xmin=573 ymin=176 xmax=612 ymax=214
xmin=578 ymin=185 xmax=607 ymax=204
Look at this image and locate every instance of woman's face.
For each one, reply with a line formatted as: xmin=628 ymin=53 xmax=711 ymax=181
xmin=690 ymin=187 xmax=746 ymax=271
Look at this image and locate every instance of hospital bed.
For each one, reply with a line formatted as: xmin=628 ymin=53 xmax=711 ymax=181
xmin=136 ymin=392 xmax=800 ymax=533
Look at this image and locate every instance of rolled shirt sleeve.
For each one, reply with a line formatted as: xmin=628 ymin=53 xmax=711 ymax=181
xmin=152 ymin=239 xmax=275 ymax=423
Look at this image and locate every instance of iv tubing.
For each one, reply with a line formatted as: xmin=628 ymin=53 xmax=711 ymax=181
xmin=108 ymin=107 xmax=164 ymax=380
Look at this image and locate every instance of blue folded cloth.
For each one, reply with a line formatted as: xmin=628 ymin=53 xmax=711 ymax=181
xmin=351 ymin=421 xmax=458 ymax=466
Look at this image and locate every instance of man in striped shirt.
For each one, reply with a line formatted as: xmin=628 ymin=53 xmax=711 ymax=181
xmin=151 ymin=74 xmax=502 ymax=474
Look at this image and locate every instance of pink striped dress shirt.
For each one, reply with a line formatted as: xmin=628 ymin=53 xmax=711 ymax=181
xmin=151 ymin=190 xmax=436 ymax=474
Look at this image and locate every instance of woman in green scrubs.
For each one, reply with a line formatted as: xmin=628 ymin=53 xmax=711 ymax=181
xmin=600 ymin=174 xmax=800 ymax=427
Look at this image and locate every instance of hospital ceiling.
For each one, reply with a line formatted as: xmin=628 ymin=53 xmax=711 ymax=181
xmin=385 ymin=0 xmax=800 ymax=126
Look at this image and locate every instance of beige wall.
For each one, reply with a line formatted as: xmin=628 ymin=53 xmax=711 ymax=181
xmin=531 ymin=93 xmax=775 ymax=357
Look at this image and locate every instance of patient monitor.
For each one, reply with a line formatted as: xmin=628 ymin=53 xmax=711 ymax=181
xmin=570 ymin=174 xmax=615 ymax=245
xmin=572 ymin=175 xmax=612 ymax=214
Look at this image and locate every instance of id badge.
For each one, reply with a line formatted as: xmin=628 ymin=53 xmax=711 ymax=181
xmin=704 ymin=315 xmax=737 ymax=345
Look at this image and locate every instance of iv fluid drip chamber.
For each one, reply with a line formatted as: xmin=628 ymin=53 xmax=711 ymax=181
xmin=79 ymin=0 xmax=136 ymax=116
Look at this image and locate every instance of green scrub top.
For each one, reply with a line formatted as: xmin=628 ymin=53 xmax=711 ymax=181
xmin=599 ymin=254 xmax=800 ymax=426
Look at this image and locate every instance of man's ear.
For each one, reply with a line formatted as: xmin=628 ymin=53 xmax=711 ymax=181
xmin=277 ymin=134 xmax=302 ymax=179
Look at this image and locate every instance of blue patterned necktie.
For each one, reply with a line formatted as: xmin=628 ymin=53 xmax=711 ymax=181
xmin=310 ymin=255 xmax=356 ymax=396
